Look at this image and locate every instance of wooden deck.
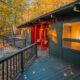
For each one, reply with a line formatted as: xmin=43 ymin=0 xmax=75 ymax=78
xmin=18 ymin=49 xmax=80 ymax=80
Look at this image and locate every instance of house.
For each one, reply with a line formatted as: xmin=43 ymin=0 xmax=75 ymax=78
xmin=18 ymin=0 xmax=80 ymax=66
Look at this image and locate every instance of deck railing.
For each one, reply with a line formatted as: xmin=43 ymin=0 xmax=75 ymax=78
xmin=0 ymin=43 xmax=37 ymax=80
xmin=3 ymin=35 xmax=26 ymax=48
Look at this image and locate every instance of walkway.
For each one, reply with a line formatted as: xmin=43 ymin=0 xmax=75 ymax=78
xmin=18 ymin=49 xmax=80 ymax=80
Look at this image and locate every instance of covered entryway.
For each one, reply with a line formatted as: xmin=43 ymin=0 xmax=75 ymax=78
xmin=31 ymin=22 xmax=50 ymax=49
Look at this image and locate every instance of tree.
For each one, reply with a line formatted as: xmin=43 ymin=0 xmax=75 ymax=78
xmin=0 ymin=0 xmax=28 ymax=35
xmin=23 ymin=0 xmax=75 ymax=21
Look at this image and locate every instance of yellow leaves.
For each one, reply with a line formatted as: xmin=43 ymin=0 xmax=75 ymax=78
xmin=0 ymin=0 xmax=76 ymax=28
xmin=23 ymin=0 xmax=76 ymax=22
xmin=0 ymin=0 xmax=29 ymax=35
xmin=12 ymin=0 xmax=28 ymax=11
xmin=0 ymin=1 xmax=21 ymax=15
xmin=0 ymin=19 xmax=3 ymax=25
xmin=0 ymin=1 xmax=8 ymax=9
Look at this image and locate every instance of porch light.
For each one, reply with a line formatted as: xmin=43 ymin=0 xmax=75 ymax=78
xmin=73 ymin=4 xmax=80 ymax=12
xmin=51 ymin=14 xmax=53 ymax=18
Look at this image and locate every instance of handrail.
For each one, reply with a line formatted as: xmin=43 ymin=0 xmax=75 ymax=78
xmin=0 ymin=43 xmax=37 ymax=63
xmin=0 ymin=43 xmax=38 ymax=80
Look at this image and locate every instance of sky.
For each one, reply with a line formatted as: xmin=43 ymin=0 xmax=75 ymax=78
xmin=27 ymin=0 xmax=35 ymax=4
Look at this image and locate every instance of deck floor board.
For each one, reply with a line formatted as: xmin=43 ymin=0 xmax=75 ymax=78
xmin=18 ymin=49 xmax=80 ymax=80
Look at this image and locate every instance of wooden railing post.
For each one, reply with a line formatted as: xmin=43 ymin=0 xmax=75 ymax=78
xmin=35 ymin=44 xmax=37 ymax=57
xmin=2 ymin=63 xmax=4 ymax=80
xmin=24 ymin=39 xmax=26 ymax=47
xmin=21 ymin=52 xmax=24 ymax=73
xmin=0 ymin=43 xmax=38 ymax=80
xmin=14 ymin=38 xmax=15 ymax=46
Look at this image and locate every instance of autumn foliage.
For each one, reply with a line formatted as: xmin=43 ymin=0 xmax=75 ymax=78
xmin=0 ymin=0 xmax=75 ymax=35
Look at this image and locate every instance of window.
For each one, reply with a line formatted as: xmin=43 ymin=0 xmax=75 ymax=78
xmin=63 ymin=22 xmax=80 ymax=51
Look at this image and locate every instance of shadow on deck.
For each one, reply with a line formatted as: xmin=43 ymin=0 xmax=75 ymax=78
xmin=18 ymin=49 xmax=80 ymax=80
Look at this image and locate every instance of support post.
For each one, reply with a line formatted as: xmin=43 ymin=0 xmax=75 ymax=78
xmin=35 ymin=44 xmax=38 ymax=57
xmin=35 ymin=24 xmax=37 ymax=42
xmin=40 ymin=23 xmax=43 ymax=49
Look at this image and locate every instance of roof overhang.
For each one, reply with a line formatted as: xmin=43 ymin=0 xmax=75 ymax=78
xmin=18 ymin=0 xmax=80 ymax=28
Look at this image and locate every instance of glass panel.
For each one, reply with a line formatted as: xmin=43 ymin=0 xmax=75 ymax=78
xmin=63 ymin=23 xmax=72 ymax=39
xmin=71 ymin=22 xmax=80 ymax=40
xmin=63 ymin=40 xmax=71 ymax=48
xmin=71 ymin=42 xmax=80 ymax=51
xmin=63 ymin=22 xmax=80 ymax=51
xmin=63 ymin=41 xmax=80 ymax=51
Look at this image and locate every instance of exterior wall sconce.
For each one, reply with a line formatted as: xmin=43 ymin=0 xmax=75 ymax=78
xmin=51 ymin=14 xmax=53 ymax=18
xmin=73 ymin=4 xmax=80 ymax=12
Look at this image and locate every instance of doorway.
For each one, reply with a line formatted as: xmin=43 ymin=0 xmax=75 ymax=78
xmin=31 ymin=23 xmax=50 ymax=49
